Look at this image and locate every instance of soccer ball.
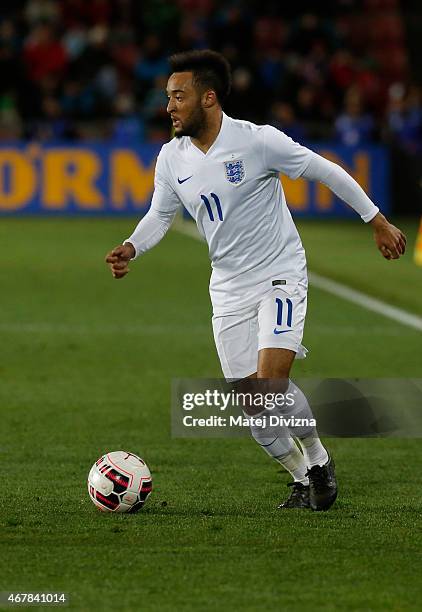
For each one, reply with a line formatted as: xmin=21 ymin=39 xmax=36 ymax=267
xmin=88 ymin=451 xmax=152 ymax=513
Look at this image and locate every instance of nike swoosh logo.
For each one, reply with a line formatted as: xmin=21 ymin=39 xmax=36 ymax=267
xmin=177 ymin=175 xmax=193 ymax=184
xmin=273 ymin=328 xmax=292 ymax=335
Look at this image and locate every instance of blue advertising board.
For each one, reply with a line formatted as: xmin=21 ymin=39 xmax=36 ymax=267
xmin=0 ymin=142 xmax=389 ymax=217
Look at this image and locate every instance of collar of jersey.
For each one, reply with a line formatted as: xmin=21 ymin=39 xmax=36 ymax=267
xmin=188 ymin=112 xmax=229 ymax=158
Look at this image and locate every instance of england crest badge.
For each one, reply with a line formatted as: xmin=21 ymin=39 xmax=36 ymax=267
xmin=224 ymin=160 xmax=245 ymax=185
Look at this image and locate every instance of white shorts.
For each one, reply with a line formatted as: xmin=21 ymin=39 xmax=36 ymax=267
xmin=212 ymin=281 xmax=308 ymax=380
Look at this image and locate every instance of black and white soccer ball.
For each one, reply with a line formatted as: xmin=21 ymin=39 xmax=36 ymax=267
xmin=88 ymin=451 xmax=152 ymax=513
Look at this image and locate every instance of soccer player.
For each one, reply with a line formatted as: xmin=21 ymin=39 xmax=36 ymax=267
xmin=106 ymin=50 xmax=406 ymax=511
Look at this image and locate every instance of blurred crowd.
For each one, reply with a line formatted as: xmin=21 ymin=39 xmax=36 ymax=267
xmin=0 ymin=0 xmax=420 ymax=152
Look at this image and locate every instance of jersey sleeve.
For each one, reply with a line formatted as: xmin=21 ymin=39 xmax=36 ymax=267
xmin=261 ymin=125 xmax=314 ymax=179
xmin=302 ymin=153 xmax=379 ymax=222
xmin=124 ymin=147 xmax=182 ymax=258
xmin=149 ymin=146 xmax=182 ymax=214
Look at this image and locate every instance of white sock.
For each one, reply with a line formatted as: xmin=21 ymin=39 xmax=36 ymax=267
xmin=277 ymin=380 xmax=329 ymax=468
xmin=247 ymin=409 xmax=309 ymax=484
xmin=277 ymin=438 xmax=309 ymax=485
xmin=248 ymin=409 xmax=293 ymax=460
xmin=298 ymin=435 xmax=329 ymax=468
xmin=279 ymin=380 xmax=317 ymax=438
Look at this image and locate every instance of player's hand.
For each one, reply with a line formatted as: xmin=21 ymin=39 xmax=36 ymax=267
xmin=105 ymin=243 xmax=135 ymax=279
xmin=370 ymin=213 xmax=407 ymax=260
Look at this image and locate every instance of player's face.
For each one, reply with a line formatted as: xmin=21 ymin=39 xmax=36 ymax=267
xmin=166 ymin=72 xmax=206 ymax=138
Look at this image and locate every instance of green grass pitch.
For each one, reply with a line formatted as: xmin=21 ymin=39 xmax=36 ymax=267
xmin=0 ymin=217 xmax=421 ymax=611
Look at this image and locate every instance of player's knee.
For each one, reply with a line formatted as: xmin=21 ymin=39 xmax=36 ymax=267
xmin=257 ymin=348 xmax=295 ymax=382
xmin=257 ymin=376 xmax=290 ymax=394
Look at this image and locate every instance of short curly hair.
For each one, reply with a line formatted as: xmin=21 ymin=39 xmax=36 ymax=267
xmin=169 ymin=49 xmax=232 ymax=106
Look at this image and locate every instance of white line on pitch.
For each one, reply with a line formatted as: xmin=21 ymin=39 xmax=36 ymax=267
xmin=173 ymin=218 xmax=422 ymax=332
xmin=308 ymin=272 xmax=422 ymax=331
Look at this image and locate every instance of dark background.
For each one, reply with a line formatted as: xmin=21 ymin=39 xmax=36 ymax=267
xmin=0 ymin=0 xmax=421 ymax=212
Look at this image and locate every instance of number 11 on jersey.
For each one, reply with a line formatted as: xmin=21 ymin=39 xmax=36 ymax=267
xmin=201 ymin=193 xmax=223 ymax=221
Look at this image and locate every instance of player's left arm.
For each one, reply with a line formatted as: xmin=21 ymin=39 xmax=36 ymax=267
xmin=301 ymin=154 xmax=406 ymax=260
xmin=261 ymin=125 xmax=406 ymax=260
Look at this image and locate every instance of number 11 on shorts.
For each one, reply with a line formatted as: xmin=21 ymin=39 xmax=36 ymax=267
xmin=273 ymin=297 xmax=293 ymax=334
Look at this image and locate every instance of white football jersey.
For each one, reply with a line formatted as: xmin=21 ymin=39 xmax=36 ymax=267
xmin=147 ymin=113 xmax=313 ymax=315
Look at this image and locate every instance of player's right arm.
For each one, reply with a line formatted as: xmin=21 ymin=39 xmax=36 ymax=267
xmin=106 ymin=148 xmax=181 ymax=279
